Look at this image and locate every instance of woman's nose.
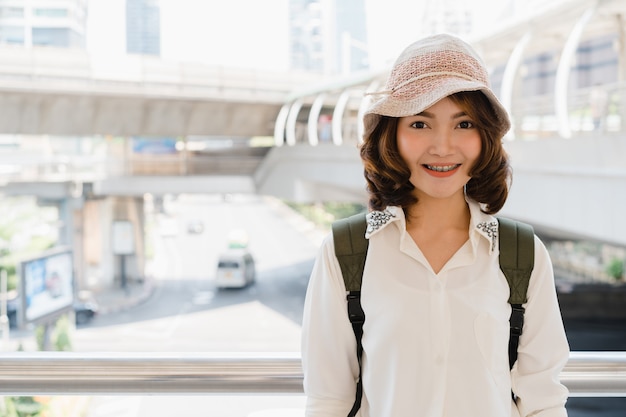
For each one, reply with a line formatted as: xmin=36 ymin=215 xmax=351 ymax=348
xmin=429 ymin=130 xmax=454 ymax=156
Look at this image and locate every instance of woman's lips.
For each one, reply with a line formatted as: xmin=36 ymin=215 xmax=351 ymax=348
xmin=422 ymin=164 xmax=461 ymax=177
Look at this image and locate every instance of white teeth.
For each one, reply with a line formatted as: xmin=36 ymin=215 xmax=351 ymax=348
xmin=426 ymin=164 xmax=459 ymax=172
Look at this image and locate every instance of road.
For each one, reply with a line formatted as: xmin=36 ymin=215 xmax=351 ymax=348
xmin=77 ymin=194 xmax=318 ymax=416
xmin=75 ymin=194 xmax=317 ymax=352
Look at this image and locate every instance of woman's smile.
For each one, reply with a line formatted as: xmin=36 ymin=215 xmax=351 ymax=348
xmin=422 ymin=163 xmax=462 ymax=177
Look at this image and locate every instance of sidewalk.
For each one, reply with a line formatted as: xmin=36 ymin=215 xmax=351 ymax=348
xmin=90 ymin=277 xmax=155 ymax=315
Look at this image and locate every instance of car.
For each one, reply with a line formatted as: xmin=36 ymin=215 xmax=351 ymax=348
xmin=215 ymin=249 xmax=256 ymax=289
xmin=5 ymin=291 xmax=99 ymax=328
xmin=187 ymin=220 xmax=204 ymax=234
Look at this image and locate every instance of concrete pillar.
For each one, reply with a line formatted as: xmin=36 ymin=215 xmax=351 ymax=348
xmin=82 ymin=196 xmax=145 ymax=291
xmin=38 ymin=194 xmax=86 ymax=293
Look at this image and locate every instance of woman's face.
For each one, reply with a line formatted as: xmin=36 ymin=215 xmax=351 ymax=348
xmin=396 ymin=96 xmax=482 ymax=202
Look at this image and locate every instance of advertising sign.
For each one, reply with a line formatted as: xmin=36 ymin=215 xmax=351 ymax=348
xmin=112 ymin=220 xmax=135 ymax=255
xmin=20 ymin=248 xmax=74 ymax=324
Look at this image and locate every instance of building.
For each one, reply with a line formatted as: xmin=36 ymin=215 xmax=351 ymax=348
xmin=289 ymin=0 xmax=369 ymax=75
xmin=126 ymin=0 xmax=160 ymax=56
xmin=0 ymin=0 xmax=88 ymax=47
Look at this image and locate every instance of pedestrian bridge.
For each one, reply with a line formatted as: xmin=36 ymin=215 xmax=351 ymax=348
xmin=0 ymin=45 xmax=323 ymax=137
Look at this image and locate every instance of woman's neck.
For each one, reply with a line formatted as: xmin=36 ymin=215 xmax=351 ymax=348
xmin=405 ymin=192 xmax=470 ymax=233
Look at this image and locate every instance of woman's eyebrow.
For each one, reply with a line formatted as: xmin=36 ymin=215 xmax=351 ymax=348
xmin=414 ymin=111 xmax=468 ymax=119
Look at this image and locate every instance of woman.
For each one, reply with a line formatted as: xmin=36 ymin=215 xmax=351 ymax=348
xmin=301 ymin=34 xmax=570 ymax=417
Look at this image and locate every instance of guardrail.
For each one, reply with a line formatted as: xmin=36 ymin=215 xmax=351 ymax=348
xmin=0 ymin=351 xmax=624 ymax=397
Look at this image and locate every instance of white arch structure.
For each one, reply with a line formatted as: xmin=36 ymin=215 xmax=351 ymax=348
xmin=331 ymin=90 xmax=353 ymax=146
xmin=274 ymin=0 xmax=623 ymax=145
xmin=307 ymin=93 xmax=327 ymax=146
xmin=273 ymin=103 xmax=291 ymax=147
xmin=285 ymin=99 xmax=304 ymax=146
xmin=555 ymin=5 xmax=597 ymax=138
xmin=500 ymin=32 xmax=533 ymax=141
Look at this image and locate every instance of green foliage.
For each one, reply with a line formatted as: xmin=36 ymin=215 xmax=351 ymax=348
xmin=0 ymin=396 xmax=45 ymax=417
xmin=606 ymin=257 xmax=624 ymax=281
xmin=0 ymin=197 xmax=58 ymax=292
xmin=285 ymin=201 xmax=366 ymax=229
xmin=0 ymin=264 xmax=17 ymax=291
xmin=0 ymin=316 xmax=72 ymax=416
xmin=35 ymin=315 xmax=73 ymax=352
xmin=52 ymin=316 xmax=73 ymax=352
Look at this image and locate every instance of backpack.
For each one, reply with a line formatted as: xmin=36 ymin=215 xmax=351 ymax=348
xmin=332 ymin=212 xmax=535 ymax=417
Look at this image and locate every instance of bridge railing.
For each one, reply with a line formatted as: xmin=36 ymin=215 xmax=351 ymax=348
xmin=510 ymin=82 xmax=626 ymax=140
xmin=0 ymin=351 xmax=624 ymax=397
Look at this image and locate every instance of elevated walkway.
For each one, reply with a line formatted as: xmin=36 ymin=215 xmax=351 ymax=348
xmin=0 ymin=45 xmax=325 ymax=137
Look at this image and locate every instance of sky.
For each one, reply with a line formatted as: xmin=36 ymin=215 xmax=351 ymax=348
xmin=85 ymin=0 xmax=550 ymax=71
xmin=87 ymin=0 xmax=291 ymax=70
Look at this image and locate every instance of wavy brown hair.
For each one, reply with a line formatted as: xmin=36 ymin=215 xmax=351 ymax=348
xmin=360 ymin=90 xmax=511 ymax=214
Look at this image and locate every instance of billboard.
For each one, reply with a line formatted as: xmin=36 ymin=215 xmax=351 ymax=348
xmin=20 ymin=248 xmax=74 ymax=325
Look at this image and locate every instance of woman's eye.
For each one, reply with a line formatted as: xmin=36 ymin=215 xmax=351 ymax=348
xmin=410 ymin=121 xmax=427 ymax=129
xmin=457 ymin=120 xmax=474 ymax=129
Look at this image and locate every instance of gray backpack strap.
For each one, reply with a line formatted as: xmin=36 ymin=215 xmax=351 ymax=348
xmin=497 ymin=217 xmax=535 ymax=370
xmin=331 ymin=212 xmax=368 ymax=417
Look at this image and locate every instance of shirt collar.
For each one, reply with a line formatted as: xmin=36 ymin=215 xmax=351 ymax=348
xmin=467 ymin=198 xmax=499 ymax=254
xmin=365 ymin=206 xmax=402 ymax=238
xmin=364 ymin=200 xmax=498 ymax=253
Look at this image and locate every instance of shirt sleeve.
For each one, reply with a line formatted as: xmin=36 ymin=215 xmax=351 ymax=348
xmin=301 ymin=234 xmax=361 ymax=417
xmin=511 ymin=236 xmax=570 ymax=417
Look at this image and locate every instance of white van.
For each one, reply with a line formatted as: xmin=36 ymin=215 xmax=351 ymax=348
xmin=215 ymin=249 xmax=256 ymax=288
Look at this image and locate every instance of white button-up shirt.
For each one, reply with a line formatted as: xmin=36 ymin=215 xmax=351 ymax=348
xmin=301 ymin=200 xmax=570 ymax=417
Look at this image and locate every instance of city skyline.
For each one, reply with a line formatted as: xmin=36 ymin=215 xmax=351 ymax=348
xmin=83 ymin=0 xmax=560 ymax=71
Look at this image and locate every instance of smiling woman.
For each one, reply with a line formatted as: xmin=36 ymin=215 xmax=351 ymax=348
xmin=301 ymin=33 xmax=570 ymax=417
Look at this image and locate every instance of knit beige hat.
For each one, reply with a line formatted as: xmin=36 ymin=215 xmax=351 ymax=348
xmin=363 ymin=34 xmax=510 ymax=139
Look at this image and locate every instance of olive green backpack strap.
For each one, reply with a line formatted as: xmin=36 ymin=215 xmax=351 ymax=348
xmin=497 ymin=217 xmax=535 ymax=370
xmin=332 ymin=212 xmax=369 ymax=292
xmin=331 ymin=212 xmax=368 ymax=417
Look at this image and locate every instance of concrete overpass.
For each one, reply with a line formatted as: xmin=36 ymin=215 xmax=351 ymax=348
xmin=0 ymin=45 xmax=324 ymax=137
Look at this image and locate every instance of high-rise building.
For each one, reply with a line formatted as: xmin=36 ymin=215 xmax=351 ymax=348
xmin=126 ymin=0 xmax=160 ymax=56
xmin=420 ymin=0 xmax=474 ymax=37
xmin=0 ymin=0 xmax=88 ymax=47
xmin=289 ymin=0 xmax=368 ymax=75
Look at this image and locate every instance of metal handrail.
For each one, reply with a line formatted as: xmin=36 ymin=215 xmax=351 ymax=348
xmin=0 ymin=351 xmax=624 ymax=397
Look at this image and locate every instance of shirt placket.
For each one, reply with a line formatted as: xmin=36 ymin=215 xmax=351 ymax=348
xmin=428 ymin=272 xmax=450 ymax=416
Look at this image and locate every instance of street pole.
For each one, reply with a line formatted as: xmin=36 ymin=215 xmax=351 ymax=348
xmin=0 ymin=269 xmax=9 ymax=351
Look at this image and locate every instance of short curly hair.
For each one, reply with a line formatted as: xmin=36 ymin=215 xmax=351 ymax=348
xmin=360 ymin=90 xmax=511 ymax=214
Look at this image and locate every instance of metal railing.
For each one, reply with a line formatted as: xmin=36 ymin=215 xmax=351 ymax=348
xmin=0 ymin=351 xmax=624 ymax=397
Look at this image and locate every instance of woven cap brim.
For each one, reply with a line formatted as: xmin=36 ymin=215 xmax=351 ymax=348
xmin=363 ymin=77 xmax=511 ymax=140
